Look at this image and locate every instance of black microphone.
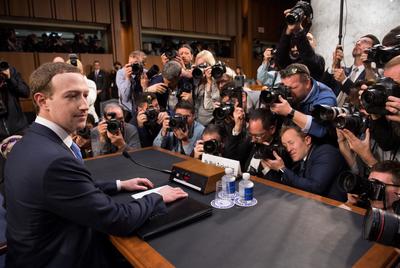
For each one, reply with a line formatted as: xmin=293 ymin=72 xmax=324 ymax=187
xmin=122 ymin=150 xmax=172 ymax=174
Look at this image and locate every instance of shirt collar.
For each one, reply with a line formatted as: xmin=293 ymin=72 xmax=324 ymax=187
xmin=35 ymin=116 xmax=73 ymax=148
xmin=301 ymin=79 xmax=316 ymax=104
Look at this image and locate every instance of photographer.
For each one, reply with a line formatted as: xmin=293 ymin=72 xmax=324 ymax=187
xmin=153 ymin=101 xmax=204 ymax=155
xmin=224 ymin=108 xmax=286 ymax=181
xmin=345 ymin=161 xmax=400 ymax=210
xmin=192 ymin=50 xmax=220 ymax=126
xmin=271 ymin=63 xmax=336 ymax=139
xmin=275 ymin=1 xmax=325 ymax=81
xmin=90 ymin=102 xmax=141 ymax=156
xmin=193 ymin=124 xmax=225 ymax=159
xmin=72 ymin=114 xmax=96 ymax=158
xmin=116 ymin=50 xmax=147 ymax=121
xmin=263 ymin=124 xmax=347 ymax=201
xmin=0 ymin=60 xmax=30 ymax=141
xmin=132 ymin=92 xmax=168 ymax=147
xmin=257 ymin=48 xmax=281 ymax=87
xmin=177 ymin=44 xmax=194 ymax=78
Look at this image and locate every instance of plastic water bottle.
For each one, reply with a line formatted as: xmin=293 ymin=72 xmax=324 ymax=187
xmin=221 ymin=167 xmax=236 ymax=196
xmin=239 ymin=173 xmax=254 ymax=202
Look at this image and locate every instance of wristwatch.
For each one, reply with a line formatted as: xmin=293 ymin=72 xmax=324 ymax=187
xmin=287 ymin=108 xmax=295 ymax=120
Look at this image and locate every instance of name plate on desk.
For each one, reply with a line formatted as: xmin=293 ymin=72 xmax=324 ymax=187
xmin=202 ymin=154 xmax=242 ymax=176
xmin=170 ymin=158 xmax=225 ymax=194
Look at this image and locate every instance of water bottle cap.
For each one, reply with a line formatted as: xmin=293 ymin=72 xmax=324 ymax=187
xmin=225 ymin=167 xmax=233 ymax=174
xmin=242 ymin=173 xmax=250 ymax=180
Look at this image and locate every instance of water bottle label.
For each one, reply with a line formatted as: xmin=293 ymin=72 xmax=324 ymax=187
xmin=244 ymin=187 xmax=253 ymax=201
xmin=227 ymin=181 xmax=235 ymax=194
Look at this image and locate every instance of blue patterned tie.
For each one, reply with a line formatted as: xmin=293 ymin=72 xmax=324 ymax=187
xmin=70 ymin=142 xmax=83 ymax=161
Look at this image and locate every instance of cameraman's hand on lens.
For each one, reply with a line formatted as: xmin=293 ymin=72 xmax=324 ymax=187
xmin=173 ymin=127 xmax=189 ymax=143
xmin=107 ymin=129 xmax=125 ymax=150
xmin=270 ymin=95 xmax=292 ymax=116
xmin=385 ymin=96 xmax=400 ymax=123
xmin=179 ymin=92 xmax=193 ymax=102
xmin=333 ymin=68 xmax=346 ymax=83
xmin=261 ymin=151 xmax=285 ymax=171
xmin=97 ymin=120 xmax=108 ymax=142
xmin=233 ymin=107 xmax=245 ymax=133
xmin=174 ymin=55 xmax=185 ymax=68
xmin=204 ymin=67 xmax=213 ymax=84
xmin=1 ymin=69 xmax=10 ymax=79
xmin=120 ymin=177 xmax=154 ymax=192
xmin=137 ymin=110 xmax=148 ymax=128
xmin=194 ymin=140 xmax=204 ymax=159
xmin=123 ymin=63 xmax=132 ymax=79
xmin=213 ymin=101 xmax=221 ymax=109
xmin=284 ymin=9 xmax=303 ymax=34
xmin=147 ymin=83 xmax=168 ymax=94
xmin=157 ymin=111 xmax=168 ymax=125
xmin=161 ymin=116 xmax=170 ymax=136
xmin=342 ymin=128 xmax=377 ymax=167
xmin=158 ymin=185 xmax=188 ymax=204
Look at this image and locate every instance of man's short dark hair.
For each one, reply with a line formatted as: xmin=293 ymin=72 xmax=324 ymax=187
xmin=280 ymin=124 xmax=308 ymax=140
xmin=362 ymin=34 xmax=380 ymax=46
xmin=135 ymin=92 xmax=157 ymax=108
xmin=203 ymin=124 xmax=225 ymax=140
xmin=174 ymin=100 xmax=195 ymax=114
xmin=248 ymin=108 xmax=277 ymax=131
xmin=371 ymin=160 xmax=400 ymax=185
xmin=179 ymin=44 xmax=193 ymax=55
xmin=382 ymin=25 xmax=400 ymax=46
xmin=30 ymin=62 xmax=80 ymax=113
xmin=280 ymin=63 xmax=311 ymax=82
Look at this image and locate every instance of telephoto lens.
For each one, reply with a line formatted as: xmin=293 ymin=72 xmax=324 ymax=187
xmin=192 ymin=63 xmax=208 ymax=80
xmin=363 ymin=207 xmax=400 ymax=248
xmin=311 ymin=104 xmax=349 ymax=121
xmin=203 ymin=139 xmax=220 ymax=155
xmin=212 ymin=103 xmax=234 ymax=121
xmin=338 ymin=171 xmax=386 ymax=201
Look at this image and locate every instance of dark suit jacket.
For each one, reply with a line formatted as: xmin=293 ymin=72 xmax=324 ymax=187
xmin=282 ymin=144 xmax=347 ymax=202
xmin=322 ymin=66 xmax=366 ymax=96
xmin=4 ymin=123 xmax=166 ymax=267
xmin=88 ymin=69 xmax=109 ymax=101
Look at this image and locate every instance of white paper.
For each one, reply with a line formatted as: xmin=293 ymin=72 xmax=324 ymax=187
xmin=131 ymin=186 xmax=166 ymax=199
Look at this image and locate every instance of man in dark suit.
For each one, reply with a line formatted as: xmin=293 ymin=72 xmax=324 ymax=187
xmin=4 ymin=62 xmax=187 ymax=267
xmin=88 ymin=60 xmax=109 ymax=114
xmin=263 ymin=124 xmax=347 ymax=202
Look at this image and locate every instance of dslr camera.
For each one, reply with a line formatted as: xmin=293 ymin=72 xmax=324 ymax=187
xmin=131 ymin=63 xmax=144 ymax=76
xmin=311 ymin=104 xmax=350 ymax=122
xmin=366 ymin=44 xmax=400 ymax=68
xmin=211 ymin=61 xmax=226 ymax=80
xmin=213 ymin=102 xmax=235 ymax=122
xmin=259 ymin=83 xmax=292 ymax=105
xmin=192 ymin=63 xmax=208 ymax=80
xmin=334 ymin=112 xmax=369 ymax=137
xmin=285 ymin=0 xmax=313 ymax=25
xmin=68 ymin=54 xmax=78 ymax=67
xmin=144 ymin=108 xmax=159 ymax=124
xmin=363 ymin=201 xmax=400 ymax=249
xmin=203 ymin=139 xmax=220 ymax=155
xmin=164 ymin=49 xmax=178 ymax=61
xmin=338 ymin=171 xmax=386 ymax=202
xmin=169 ymin=115 xmax=188 ymax=132
xmin=176 ymin=79 xmax=194 ymax=100
xmin=361 ymin=77 xmax=400 ymax=115
xmin=106 ymin=112 xmax=122 ymax=134
xmin=253 ymin=143 xmax=286 ymax=160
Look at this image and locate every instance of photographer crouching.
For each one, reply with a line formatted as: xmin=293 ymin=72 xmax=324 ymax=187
xmin=193 ymin=124 xmax=225 ymax=159
xmin=132 ymin=92 xmax=168 ymax=147
xmin=90 ymin=102 xmax=141 ymax=156
xmin=153 ymin=101 xmax=204 ymax=155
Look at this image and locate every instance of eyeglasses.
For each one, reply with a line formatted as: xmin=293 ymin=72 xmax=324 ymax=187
xmin=248 ymin=131 xmax=267 ymax=140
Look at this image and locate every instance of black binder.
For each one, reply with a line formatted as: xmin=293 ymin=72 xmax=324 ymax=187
xmin=136 ymin=197 xmax=213 ymax=240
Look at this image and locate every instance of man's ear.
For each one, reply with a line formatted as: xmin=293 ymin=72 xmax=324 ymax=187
xmin=33 ymin=92 xmax=49 ymax=111
xmin=304 ymin=135 xmax=312 ymax=146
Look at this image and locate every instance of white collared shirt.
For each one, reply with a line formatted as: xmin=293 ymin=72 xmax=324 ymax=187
xmin=35 ymin=116 xmax=73 ymax=149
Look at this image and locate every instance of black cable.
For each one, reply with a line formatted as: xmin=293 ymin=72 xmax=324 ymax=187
xmin=122 ymin=150 xmax=172 ymax=174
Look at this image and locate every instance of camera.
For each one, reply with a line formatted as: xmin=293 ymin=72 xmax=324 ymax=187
xmin=311 ymin=104 xmax=350 ymax=121
xmin=253 ymin=143 xmax=286 ymax=160
xmin=221 ymin=86 xmax=243 ymax=108
xmin=192 ymin=63 xmax=208 ymax=80
xmin=0 ymin=61 xmax=9 ymax=72
xmin=131 ymin=63 xmax=144 ymax=76
xmin=203 ymin=139 xmax=220 ymax=155
xmin=144 ymin=108 xmax=159 ymax=123
xmin=176 ymin=79 xmax=193 ymax=100
xmin=259 ymin=83 xmax=292 ymax=105
xmin=338 ymin=171 xmax=386 ymax=201
xmin=146 ymin=64 xmax=160 ymax=80
xmin=164 ymin=49 xmax=178 ymax=60
xmin=285 ymin=0 xmax=313 ymax=25
xmin=213 ymin=102 xmax=234 ymax=122
xmin=77 ymin=127 xmax=91 ymax=139
xmin=334 ymin=113 xmax=369 ymax=137
xmin=68 ymin=54 xmax=78 ymax=67
xmin=106 ymin=112 xmax=122 ymax=134
xmin=361 ymin=77 xmax=400 ymax=115
xmin=366 ymin=44 xmax=400 ymax=68
xmin=211 ymin=62 xmax=226 ymax=80
xmin=169 ymin=115 xmax=188 ymax=131
xmin=363 ymin=207 xmax=400 ymax=248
